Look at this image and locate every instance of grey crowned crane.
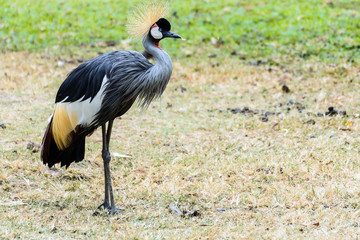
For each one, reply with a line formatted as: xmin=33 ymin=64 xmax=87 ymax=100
xmin=40 ymin=3 xmax=181 ymax=214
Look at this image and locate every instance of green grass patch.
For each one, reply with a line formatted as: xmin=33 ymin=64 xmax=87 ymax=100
xmin=0 ymin=0 xmax=359 ymax=62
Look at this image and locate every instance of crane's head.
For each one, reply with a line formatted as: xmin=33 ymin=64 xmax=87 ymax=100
xmin=127 ymin=2 xmax=181 ymax=46
xmin=149 ymin=18 xmax=181 ymax=46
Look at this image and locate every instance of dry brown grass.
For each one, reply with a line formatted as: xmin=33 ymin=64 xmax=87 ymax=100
xmin=1 ymin=51 xmax=360 ymax=239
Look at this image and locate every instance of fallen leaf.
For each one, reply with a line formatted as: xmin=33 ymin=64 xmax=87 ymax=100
xmin=112 ymin=152 xmax=132 ymax=158
xmin=169 ymin=203 xmax=183 ymax=216
xmin=282 ymin=84 xmax=290 ymax=93
xmin=185 ymin=210 xmax=201 ymax=217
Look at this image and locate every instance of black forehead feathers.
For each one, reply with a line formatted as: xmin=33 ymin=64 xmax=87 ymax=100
xmin=156 ymin=18 xmax=171 ymax=31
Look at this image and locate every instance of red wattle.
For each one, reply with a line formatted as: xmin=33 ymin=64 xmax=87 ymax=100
xmin=154 ymin=42 xmax=162 ymax=49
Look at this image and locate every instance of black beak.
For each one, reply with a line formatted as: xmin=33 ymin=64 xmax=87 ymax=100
xmin=162 ymin=31 xmax=182 ymax=39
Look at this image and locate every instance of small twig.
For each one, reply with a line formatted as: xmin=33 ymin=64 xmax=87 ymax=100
xmin=0 ymin=201 xmax=26 ymax=206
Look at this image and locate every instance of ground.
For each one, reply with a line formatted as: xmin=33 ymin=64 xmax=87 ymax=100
xmin=1 ymin=50 xmax=360 ymax=239
xmin=1 ymin=0 xmax=360 ymax=239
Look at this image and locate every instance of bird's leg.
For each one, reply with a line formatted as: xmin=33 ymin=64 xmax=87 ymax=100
xmin=104 ymin=120 xmax=118 ymax=214
xmin=98 ymin=120 xmax=121 ymax=214
xmin=98 ymin=124 xmax=110 ymax=210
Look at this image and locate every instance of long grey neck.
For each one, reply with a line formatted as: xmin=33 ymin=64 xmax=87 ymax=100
xmin=134 ymin=36 xmax=173 ymax=108
xmin=142 ymin=36 xmax=173 ymax=76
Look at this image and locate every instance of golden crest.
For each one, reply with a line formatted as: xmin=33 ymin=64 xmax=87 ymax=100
xmin=127 ymin=1 xmax=168 ymax=39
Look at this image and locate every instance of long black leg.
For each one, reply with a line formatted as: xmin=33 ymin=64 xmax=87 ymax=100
xmin=98 ymin=123 xmax=110 ymax=210
xmin=106 ymin=120 xmax=113 ymax=147
xmin=98 ymin=120 xmax=119 ymax=214
xmin=104 ymin=120 xmax=118 ymax=214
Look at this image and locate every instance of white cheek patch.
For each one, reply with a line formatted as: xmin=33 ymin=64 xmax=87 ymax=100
xmin=151 ymin=26 xmax=163 ymax=39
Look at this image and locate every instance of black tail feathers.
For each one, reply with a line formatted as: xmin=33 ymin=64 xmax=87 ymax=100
xmin=41 ymin=118 xmax=86 ymax=168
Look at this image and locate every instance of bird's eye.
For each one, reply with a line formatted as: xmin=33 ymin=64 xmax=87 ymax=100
xmin=150 ymin=26 xmax=163 ymax=39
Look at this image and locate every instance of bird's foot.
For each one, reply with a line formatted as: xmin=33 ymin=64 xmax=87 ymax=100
xmin=109 ymin=207 xmax=119 ymax=215
xmin=109 ymin=206 xmax=125 ymax=215
xmin=98 ymin=200 xmax=111 ymax=210
xmin=98 ymin=201 xmax=124 ymax=215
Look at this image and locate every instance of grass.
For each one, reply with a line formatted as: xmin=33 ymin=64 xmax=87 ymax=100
xmin=1 ymin=0 xmax=360 ymax=238
xmin=1 ymin=51 xmax=360 ymax=238
xmin=0 ymin=0 xmax=359 ymax=61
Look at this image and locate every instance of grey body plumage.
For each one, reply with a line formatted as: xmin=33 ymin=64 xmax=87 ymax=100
xmin=94 ymin=35 xmax=173 ymax=126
